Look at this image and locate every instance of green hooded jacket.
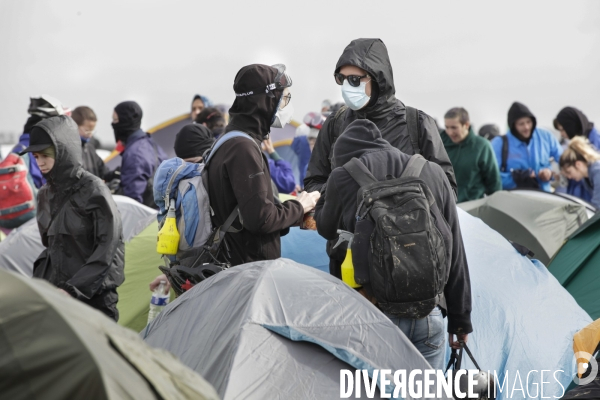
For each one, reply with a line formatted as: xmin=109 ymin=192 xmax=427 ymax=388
xmin=441 ymin=128 xmax=501 ymax=202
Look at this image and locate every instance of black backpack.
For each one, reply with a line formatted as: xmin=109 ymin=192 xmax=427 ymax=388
xmin=343 ymin=154 xmax=449 ymax=319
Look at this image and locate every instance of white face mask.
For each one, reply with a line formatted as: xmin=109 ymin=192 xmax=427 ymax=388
xmin=341 ymin=79 xmax=371 ymax=111
xmin=271 ymin=101 xmax=294 ymax=128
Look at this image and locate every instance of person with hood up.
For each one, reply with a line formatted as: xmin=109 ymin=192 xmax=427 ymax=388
xmin=71 ymin=106 xmax=107 ymax=179
xmin=441 ymin=107 xmax=501 ymax=202
xmin=190 ymin=94 xmax=212 ymax=121
xmin=112 ymin=101 xmax=166 ymax=208
xmin=314 ymin=119 xmax=472 ymax=369
xmin=20 ymin=115 xmax=125 ymax=321
xmin=206 ymin=63 xmax=320 ymax=266
xmin=491 ymin=102 xmax=563 ymax=192
xmin=304 ymin=38 xmax=456 ymax=276
xmin=554 ymin=107 xmax=600 ymax=202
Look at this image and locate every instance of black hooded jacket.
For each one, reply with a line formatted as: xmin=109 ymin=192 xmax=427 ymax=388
xmin=81 ymin=139 xmax=108 ymax=179
xmin=554 ymin=106 xmax=594 ymax=140
xmin=304 ymin=38 xmax=456 ymax=195
xmin=314 ymin=119 xmax=472 ymax=334
xmin=33 ymin=116 xmax=125 ymax=300
xmin=207 ymin=64 xmax=304 ymax=266
xmin=507 ymin=102 xmax=537 ymax=143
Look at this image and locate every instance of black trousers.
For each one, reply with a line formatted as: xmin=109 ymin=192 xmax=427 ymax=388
xmin=81 ymin=289 xmax=119 ymax=322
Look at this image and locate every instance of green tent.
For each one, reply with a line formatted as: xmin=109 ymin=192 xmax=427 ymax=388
xmin=117 ymin=220 xmax=167 ymax=332
xmin=459 ymin=191 xmax=588 ymax=265
xmin=548 ymin=212 xmax=600 ymax=320
xmin=0 ymin=269 xmax=219 ymax=400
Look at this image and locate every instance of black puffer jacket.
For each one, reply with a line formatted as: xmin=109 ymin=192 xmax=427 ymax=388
xmin=304 ymin=38 xmax=456 ymax=195
xmin=33 ymin=116 xmax=125 ymax=300
xmin=81 ymin=139 xmax=107 ymax=179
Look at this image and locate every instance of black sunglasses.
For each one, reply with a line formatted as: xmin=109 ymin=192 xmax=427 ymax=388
xmin=334 ymin=72 xmax=369 ymax=87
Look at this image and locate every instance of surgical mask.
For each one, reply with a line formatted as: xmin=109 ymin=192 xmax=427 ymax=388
xmin=341 ymin=79 xmax=371 ymax=111
xmin=271 ymin=102 xmax=294 ymax=128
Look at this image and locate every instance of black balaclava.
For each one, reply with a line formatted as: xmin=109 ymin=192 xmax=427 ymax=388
xmin=333 ymin=119 xmax=392 ymax=168
xmin=508 ymin=102 xmax=537 ymax=144
xmin=554 ymin=107 xmax=594 ymax=139
xmin=112 ymin=101 xmax=143 ymax=142
xmin=174 ymin=124 xmax=215 ymax=159
xmin=226 ymin=64 xmax=282 ymax=141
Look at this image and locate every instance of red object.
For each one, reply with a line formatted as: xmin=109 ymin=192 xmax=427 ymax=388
xmin=0 ymin=153 xmax=36 ymax=228
xmin=181 ymin=279 xmax=194 ymax=292
xmin=115 ymin=141 xmax=125 ymax=153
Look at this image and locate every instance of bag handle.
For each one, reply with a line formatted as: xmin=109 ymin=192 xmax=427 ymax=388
xmin=445 ymin=341 xmax=481 ymax=373
xmin=343 ymin=158 xmax=378 ymax=187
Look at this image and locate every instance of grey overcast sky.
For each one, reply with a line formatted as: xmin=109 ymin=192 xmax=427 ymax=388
xmin=1 ymin=0 xmax=600 ymax=146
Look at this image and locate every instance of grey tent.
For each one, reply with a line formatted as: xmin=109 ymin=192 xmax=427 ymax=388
xmin=0 ymin=269 xmax=219 ymax=400
xmin=0 ymin=195 xmax=156 ymax=276
xmin=459 ymin=191 xmax=588 ymax=264
xmin=142 ymin=259 xmax=449 ymax=400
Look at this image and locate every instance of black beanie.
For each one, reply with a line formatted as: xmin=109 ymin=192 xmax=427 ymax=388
xmin=174 ymin=124 xmax=215 ymax=159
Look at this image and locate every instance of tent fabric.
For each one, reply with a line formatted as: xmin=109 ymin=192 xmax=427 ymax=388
xmin=459 ymin=190 xmax=588 ymax=264
xmin=549 ymin=212 xmax=600 ymax=320
xmin=143 ymin=259 xmax=446 ymax=400
xmin=0 ymin=269 xmax=219 ymax=400
xmin=278 ymin=209 xmax=592 ymax=399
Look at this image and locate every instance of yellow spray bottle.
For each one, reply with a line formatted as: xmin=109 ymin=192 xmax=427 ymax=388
xmin=335 ymin=230 xmax=361 ymax=289
xmin=156 ymin=199 xmax=180 ymax=255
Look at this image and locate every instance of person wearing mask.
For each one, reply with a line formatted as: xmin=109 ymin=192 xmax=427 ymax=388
xmin=71 ymin=106 xmax=107 ymax=179
xmin=207 ymin=63 xmax=320 ymax=266
xmin=112 ymin=101 xmax=167 ymax=208
xmin=190 ymin=94 xmax=212 ymax=121
xmin=314 ymin=119 xmax=472 ymax=369
xmin=554 ymin=107 xmax=600 ymax=202
xmin=560 ymin=137 xmax=600 ymax=210
xmin=491 ymin=102 xmax=563 ymax=192
xmin=195 ymin=107 xmax=226 ymax=139
xmin=441 ymin=107 xmax=501 ymax=202
xmin=262 ymin=137 xmax=296 ymax=194
xmin=20 ymin=116 xmax=124 ymax=320
xmin=304 ymin=38 xmax=456 ymax=278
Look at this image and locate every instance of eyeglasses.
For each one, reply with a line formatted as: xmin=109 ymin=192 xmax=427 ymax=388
xmin=281 ymin=93 xmax=292 ymax=108
xmin=334 ymin=72 xmax=369 ymax=87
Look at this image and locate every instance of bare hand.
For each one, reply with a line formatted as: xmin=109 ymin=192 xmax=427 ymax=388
xmin=262 ymin=138 xmax=275 ymax=154
xmin=57 ymin=288 xmax=70 ymax=296
xmin=296 ymin=191 xmax=321 ymax=213
xmin=149 ymin=274 xmax=171 ymax=294
xmin=449 ymin=333 xmax=469 ymax=349
xmin=538 ymin=168 xmax=552 ymax=182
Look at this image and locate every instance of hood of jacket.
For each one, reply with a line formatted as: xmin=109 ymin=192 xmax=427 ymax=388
xmin=32 ymin=115 xmax=84 ymax=189
xmin=554 ymin=106 xmax=594 ymax=139
xmin=333 ymin=119 xmax=394 ymax=168
xmin=335 ymin=38 xmax=397 ymax=122
xmin=508 ymin=102 xmax=537 ymax=142
xmin=226 ymin=64 xmax=283 ymax=142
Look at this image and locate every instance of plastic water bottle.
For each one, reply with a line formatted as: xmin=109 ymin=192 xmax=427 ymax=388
xmin=147 ymin=280 xmax=169 ymax=324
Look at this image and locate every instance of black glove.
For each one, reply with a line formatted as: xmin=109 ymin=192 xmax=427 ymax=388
xmin=511 ymin=169 xmax=539 ymax=189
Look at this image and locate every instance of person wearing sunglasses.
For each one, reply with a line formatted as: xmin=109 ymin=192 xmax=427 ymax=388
xmin=71 ymin=106 xmax=108 ymax=180
xmin=205 ymin=63 xmax=320 ymax=267
xmin=304 ymin=38 xmax=457 ymax=279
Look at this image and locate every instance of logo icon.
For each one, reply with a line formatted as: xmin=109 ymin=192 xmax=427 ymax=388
xmin=574 ymin=351 xmax=598 ymax=386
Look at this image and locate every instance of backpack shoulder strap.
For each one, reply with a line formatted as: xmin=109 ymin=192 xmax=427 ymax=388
xmin=343 ymin=158 xmax=378 ymax=187
xmin=204 ymin=131 xmax=256 ymax=166
xmin=406 ymin=106 xmax=421 ymax=155
xmin=401 ymin=154 xmax=426 ymax=178
xmin=501 ymin=135 xmax=509 ymax=173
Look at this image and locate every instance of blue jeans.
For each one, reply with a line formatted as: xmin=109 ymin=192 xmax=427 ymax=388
xmin=385 ymin=307 xmax=446 ymax=370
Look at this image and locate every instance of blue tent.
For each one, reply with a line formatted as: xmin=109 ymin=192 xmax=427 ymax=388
xmin=280 ymin=209 xmax=591 ymax=399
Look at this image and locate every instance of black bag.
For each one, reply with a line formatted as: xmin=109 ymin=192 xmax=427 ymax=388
xmin=445 ymin=342 xmax=496 ymax=400
xmin=343 ymin=154 xmax=448 ymax=318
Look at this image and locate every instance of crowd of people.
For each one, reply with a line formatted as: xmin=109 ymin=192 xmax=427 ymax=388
xmin=2 ymin=37 xmax=599 ymax=369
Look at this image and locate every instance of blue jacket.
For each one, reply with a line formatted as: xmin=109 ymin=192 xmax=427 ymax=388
xmin=121 ymin=129 xmax=167 ymax=203
xmin=582 ymin=161 xmax=600 ymax=209
xmin=291 ymin=136 xmax=311 ymax=188
xmin=567 ymin=127 xmax=600 ymax=202
xmin=491 ymin=128 xmax=563 ymax=192
xmin=11 ymin=133 xmax=46 ymax=188
xmin=268 ymin=157 xmax=296 ymax=194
